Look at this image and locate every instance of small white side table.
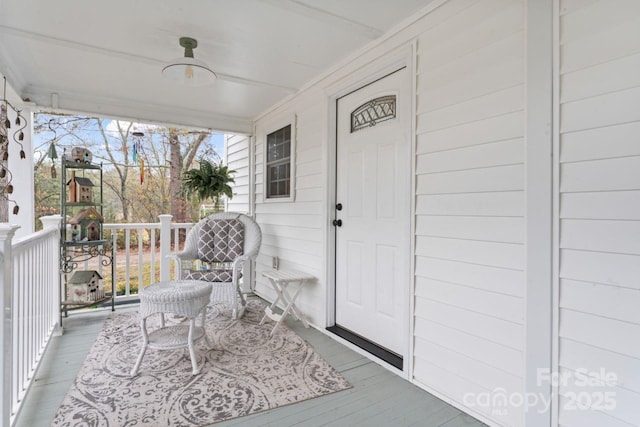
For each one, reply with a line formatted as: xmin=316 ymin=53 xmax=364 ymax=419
xmin=260 ymin=269 xmax=314 ymax=335
xmin=130 ymin=280 xmax=212 ymax=376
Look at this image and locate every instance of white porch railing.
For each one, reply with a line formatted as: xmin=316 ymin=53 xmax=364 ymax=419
xmin=0 ymin=216 xmax=60 ymax=427
xmin=0 ymin=214 xmax=198 ymax=427
xmin=103 ymin=215 xmax=194 ymax=299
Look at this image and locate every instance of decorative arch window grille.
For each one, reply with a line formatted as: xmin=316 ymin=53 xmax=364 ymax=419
xmin=350 ymin=95 xmax=396 ymax=133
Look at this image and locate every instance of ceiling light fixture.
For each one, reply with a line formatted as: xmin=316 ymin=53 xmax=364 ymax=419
xmin=162 ymin=37 xmax=216 ymax=86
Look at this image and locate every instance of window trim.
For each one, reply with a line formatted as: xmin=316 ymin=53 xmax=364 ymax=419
xmin=262 ymin=114 xmax=296 ymax=203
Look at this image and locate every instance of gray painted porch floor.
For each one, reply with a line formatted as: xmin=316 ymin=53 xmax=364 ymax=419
xmin=14 ymin=300 xmax=486 ymax=427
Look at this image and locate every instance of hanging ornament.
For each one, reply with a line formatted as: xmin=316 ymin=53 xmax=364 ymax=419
xmin=131 ymin=131 xmax=144 ymax=163
xmin=1 ymin=77 xmax=27 ymax=214
xmin=139 ymin=158 xmax=145 ymax=184
xmin=48 ymin=143 xmax=58 ymax=159
xmin=47 ymin=134 xmax=58 ymax=178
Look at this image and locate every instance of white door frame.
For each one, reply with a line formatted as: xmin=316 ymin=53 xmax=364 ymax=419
xmin=324 ymin=43 xmax=417 ymax=378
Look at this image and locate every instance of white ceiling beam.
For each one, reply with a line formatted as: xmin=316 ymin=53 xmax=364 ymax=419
xmin=22 ymin=83 xmax=253 ymax=134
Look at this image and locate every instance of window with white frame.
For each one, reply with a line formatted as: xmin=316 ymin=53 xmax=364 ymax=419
xmin=265 ymin=123 xmax=292 ymax=199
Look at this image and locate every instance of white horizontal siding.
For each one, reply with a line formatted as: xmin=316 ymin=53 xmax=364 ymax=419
xmin=560 ymin=156 xmax=640 ymax=192
xmin=560 ymin=310 xmax=640 ymax=361
xmin=416 ymin=277 xmax=523 ymax=324
xmin=560 ymin=191 xmax=640 ymax=220
xmin=416 ymin=191 xmax=524 ymax=217
xmin=415 ymin=256 xmax=524 ymax=298
xmin=416 ymin=138 xmax=523 ymax=173
xmin=560 ymin=339 xmax=640 ymax=395
xmin=412 ymin=356 xmax=522 ymax=427
xmin=415 ymin=297 xmax=523 ymax=350
xmin=418 ymin=0 xmax=522 ymax=76
xmin=225 ymin=134 xmax=251 ymax=214
xmin=561 ymin=86 xmax=640 ymax=133
xmin=413 ymin=1 xmax=525 ymax=425
xmin=417 ymin=111 xmax=524 ymax=153
xmin=560 ymin=219 xmax=640 ymax=254
xmin=560 ymin=5 xmax=640 ymax=74
xmin=558 ymin=2 xmax=640 ymax=426
xmin=560 ymin=279 xmax=640 ymax=324
xmin=417 ymin=164 xmax=524 ymax=195
xmin=560 ymin=249 xmax=640 ymax=291
xmin=416 ymin=236 xmax=523 ymax=270
xmin=560 ymin=121 xmax=640 ymax=163
xmin=253 ymin=93 xmax=326 ymax=326
xmin=415 ymin=215 xmax=524 ymax=244
xmin=560 ymin=52 xmax=640 ymax=103
xmin=558 ymin=395 xmax=637 ymax=427
xmin=558 ymin=366 xmax=640 ymax=427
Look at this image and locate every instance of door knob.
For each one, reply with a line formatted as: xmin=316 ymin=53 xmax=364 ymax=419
xmin=336 ymin=203 xmax=343 ymax=211
xmin=332 ymin=219 xmax=342 ymax=227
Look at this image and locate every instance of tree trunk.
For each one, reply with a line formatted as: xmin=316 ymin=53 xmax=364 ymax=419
xmin=169 ymin=128 xmax=187 ymax=223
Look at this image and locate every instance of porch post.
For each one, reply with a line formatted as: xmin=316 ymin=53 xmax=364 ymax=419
xmin=39 ymin=214 xmax=62 ymax=231
xmin=0 ymin=224 xmax=20 ymax=427
xmin=525 ymin=0 xmax=553 ymax=426
xmin=158 ymin=214 xmax=172 ymax=281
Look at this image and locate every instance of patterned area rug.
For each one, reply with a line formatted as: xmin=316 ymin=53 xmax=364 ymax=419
xmin=51 ymin=300 xmax=351 ymax=426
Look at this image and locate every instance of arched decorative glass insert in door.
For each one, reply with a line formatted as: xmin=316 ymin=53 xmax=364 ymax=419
xmin=350 ymin=95 xmax=396 ymax=133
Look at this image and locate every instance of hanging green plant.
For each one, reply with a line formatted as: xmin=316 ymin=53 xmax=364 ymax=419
xmin=182 ymin=159 xmax=235 ymax=204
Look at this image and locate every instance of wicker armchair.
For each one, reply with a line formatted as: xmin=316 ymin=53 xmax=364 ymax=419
xmin=168 ymin=212 xmax=262 ymax=319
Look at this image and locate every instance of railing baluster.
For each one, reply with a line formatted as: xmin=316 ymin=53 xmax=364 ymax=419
xmin=159 ymin=215 xmax=172 ymax=282
xmin=150 ymin=228 xmax=156 ymax=284
xmin=137 ymin=228 xmax=143 ymax=291
xmin=125 ymin=229 xmax=131 ymax=296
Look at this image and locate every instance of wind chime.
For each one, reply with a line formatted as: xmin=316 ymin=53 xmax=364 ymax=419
xmin=47 ymin=118 xmax=58 ymax=178
xmin=1 ymin=76 xmax=27 ymax=216
xmin=131 ymin=131 xmax=145 ymax=184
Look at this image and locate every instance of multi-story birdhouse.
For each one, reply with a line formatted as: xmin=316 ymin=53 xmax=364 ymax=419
xmin=67 ymin=171 xmax=95 ymax=203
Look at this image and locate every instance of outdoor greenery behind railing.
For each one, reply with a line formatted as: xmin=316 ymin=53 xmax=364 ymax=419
xmin=97 ymin=221 xmax=192 ymax=297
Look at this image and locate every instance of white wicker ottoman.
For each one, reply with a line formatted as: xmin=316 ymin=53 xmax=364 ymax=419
xmin=130 ymin=280 xmax=212 ymax=376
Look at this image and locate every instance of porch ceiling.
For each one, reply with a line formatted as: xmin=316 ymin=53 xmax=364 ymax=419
xmin=0 ymin=0 xmax=433 ymax=133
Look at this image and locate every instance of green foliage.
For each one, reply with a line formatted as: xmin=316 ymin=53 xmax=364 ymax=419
xmin=182 ymin=159 xmax=235 ymax=203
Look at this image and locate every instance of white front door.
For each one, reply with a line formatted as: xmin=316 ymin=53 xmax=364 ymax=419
xmin=335 ymin=68 xmax=410 ymax=358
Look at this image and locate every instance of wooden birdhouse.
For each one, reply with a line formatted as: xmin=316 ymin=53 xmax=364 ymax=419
xmin=68 ymin=207 xmax=104 ymax=241
xmin=68 ymin=270 xmax=104 ymax=302
xmin=67 ymin=171 xmax=95 ymax=203
xmin=86 ymin=221 xmax=100 ymax=241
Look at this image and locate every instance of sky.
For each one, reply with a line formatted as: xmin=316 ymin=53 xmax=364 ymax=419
xmin=33 ymin=114 xmax=226 ymax=168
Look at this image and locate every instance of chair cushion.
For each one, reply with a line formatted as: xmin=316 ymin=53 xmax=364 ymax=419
xmin=185 ymin=269 xmax=240 ymax=283
xmin=197 ymin=219 xmax=244 ymax=263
